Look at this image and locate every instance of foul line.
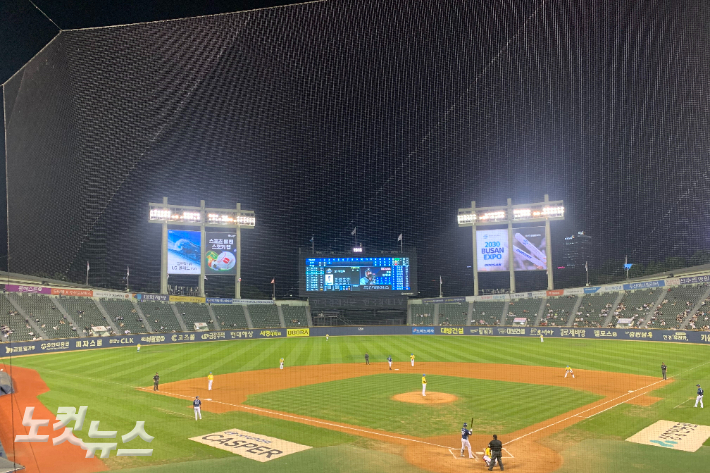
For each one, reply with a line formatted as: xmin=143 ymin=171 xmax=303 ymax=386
xmin=508 ymin=358 xmax=710 ymax=445
xmin=673 ymin=398 xmax=693 ymax=409
xmin=140 ymin=388 xmax=452 ymax=450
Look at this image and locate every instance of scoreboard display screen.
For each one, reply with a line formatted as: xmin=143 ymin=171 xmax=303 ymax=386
xmin=302 ymin=256 xmax=415 ymax=295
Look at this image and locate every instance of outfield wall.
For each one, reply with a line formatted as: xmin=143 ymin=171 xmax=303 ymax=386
xmin=3 ymin=325 xmax=710 ymax=358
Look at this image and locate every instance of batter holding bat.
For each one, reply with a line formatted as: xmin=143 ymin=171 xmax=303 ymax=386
xmin=460 ymin=421 xmax=474 ymax=458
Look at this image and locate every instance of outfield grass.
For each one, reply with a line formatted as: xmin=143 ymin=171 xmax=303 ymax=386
xmin=4 ymin=335 xmax=710 ymax=472
xmin=245 ymin=374 xmax=601 ymax=436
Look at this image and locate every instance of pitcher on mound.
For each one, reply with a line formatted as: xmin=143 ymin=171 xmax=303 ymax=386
xmin=422 ymin=373 xmax=427 ymax=396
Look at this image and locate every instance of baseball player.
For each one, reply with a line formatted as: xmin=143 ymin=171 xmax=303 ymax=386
xmin=460 ymin=423 xmax=474 ymax=458
xmin=422 ymin=373 xmax=427 ymax=397
xmin=137 ymin=343 xmax=141 ymax=352
xmin=153 ymin=372 xmax=160 ymax=391
xmin=410 ymin=353 xmax=415 ymax=367
xmin=540 ymin=334 xmax=544 ymax=343
xmin=193 ymin=396 xmax=202 ymax=420
xmin=280 ymin=358 xmax=284 ymax=370
xmin=388 ymin=355 xmax=393 ymax=370
xmin=365 ymin=353 xmax=370 ymax=365
xmin=208 ymin=372 xmax=214 ymax=391
xmin=695 ymin=384 xmax=704 ymax=408
xmin=326 ymin=334 xmax=329 ymax=341
xmin=483 ymin=446 xmax=496 ymax=468
xmin=661 ymin=362 xmax=667 ymax=380
xmin=565 ymin=365 xmax=575 ymax=378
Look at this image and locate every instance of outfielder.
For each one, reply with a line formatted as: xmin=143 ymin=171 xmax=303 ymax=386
xmin=326 ymin=334 xmax=329 ymax=341
xmin=137 ymin=343 xmax=141 ymax=352
xmin=208 ymin=372 xmax=214 ymax=391
xmin=460 ymin=423 xmax=474 ymax=458
xmin=388 ymin=356 xmax=392 ymax=370
xmin=565 ymin=365 xmax=575 ymax=378
xmin=695 ymin=384 xmax=704 ymax=408
xmin=540 ymin=334 xmax=544 ymax=343
xmin=410 ymin=353 xmax=415 ymax=367
xmin=280 ymin=358 xmax=284 ymax=370
xmin=193 ymin=396 xmax=202 ymax=420
xmin=422 ymin=373 xmax=427 ymax=397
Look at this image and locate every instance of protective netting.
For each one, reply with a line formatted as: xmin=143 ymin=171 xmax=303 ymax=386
xmin=3 ymin=0 xmax=710 ymax=297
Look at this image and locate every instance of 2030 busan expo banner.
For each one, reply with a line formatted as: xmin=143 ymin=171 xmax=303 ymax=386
xmin=477 ymin=229 xmax=509 ymax=272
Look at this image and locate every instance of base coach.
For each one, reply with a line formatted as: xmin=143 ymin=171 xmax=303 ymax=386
xmin=488 ymin=434 xmax=504 ymax=471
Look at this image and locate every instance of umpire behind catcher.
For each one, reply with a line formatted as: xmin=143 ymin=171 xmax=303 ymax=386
xmin=488 ymin=434 xmax=504 ymax=471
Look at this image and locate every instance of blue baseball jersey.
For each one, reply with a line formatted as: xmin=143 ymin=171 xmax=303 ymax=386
xmin=388 ymin=357 xmax=392 ymax=362
xmin=461 ymin=428 xmax=472 ymax=439
xmin=193 ymin=399 xmax=202 ymax=408
xmin=699 ymin=387 xmax=704 ymax=396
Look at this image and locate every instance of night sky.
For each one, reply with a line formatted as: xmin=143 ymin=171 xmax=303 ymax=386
xmin=2 ymin=0 xmax=710 ymax=298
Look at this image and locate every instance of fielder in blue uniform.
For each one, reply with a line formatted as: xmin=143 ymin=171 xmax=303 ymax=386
xmin=695 ymin=384 xmax=704 ymax=408
xmin=193 ymin=396 xmax=202 ymax=420
xmin=460 ymin=422 xmax=474 ymax=458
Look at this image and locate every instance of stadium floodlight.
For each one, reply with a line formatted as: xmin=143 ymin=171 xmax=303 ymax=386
xmin=149 ymin=198 xmax=255 ymax=298
xmin=457 ymin=195 xmax=564 ymax=295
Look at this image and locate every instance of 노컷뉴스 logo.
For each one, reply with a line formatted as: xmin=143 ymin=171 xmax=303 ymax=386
xmin=15 ymin=406 xmax=153 ymax=458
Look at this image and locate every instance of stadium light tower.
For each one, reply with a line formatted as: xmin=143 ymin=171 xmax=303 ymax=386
xmin=149 ymin=198 xmax=255 ymax=297
xmin=457 ymin=194 xmax=564 ymax=295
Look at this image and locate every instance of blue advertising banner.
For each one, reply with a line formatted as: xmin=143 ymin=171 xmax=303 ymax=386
xmin=623 ymin=280 xmax=665 ymax=290
xmin=136 ymin=294 xmax=169 ymax=302
xmin=412 ymin=327 xmax=435 ymax=334
xmin=584 ymin=287 xmax=602 ymax=294
xmin=680 ymin=276 xmax=710 ymax=285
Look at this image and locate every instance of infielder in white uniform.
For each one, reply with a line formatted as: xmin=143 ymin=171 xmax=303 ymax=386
xmin=422 ymin=374 xmax=427 ymax=397
xmin=695 ymin=384 xmax=704 ymax=408
xmin=193 ymin=396 xmax=202 ymax=420
xmin=460 ymin=423 xmax=474 ymax=458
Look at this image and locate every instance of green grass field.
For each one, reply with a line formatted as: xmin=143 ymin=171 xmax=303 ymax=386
xmin=5 ymin=335 xmax=710 ymax=472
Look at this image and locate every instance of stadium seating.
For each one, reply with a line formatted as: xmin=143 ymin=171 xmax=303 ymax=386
xmin=410 ymin=304 xmax=435 ymax=325
xmin=542 ymin=296 xmax=578 ymax=327
xmin=504 ymin=298 xmax=540 ymax=325
xmin=687 ymin=293 xmax=710 ymax=331
xmin=438 ymin=302 xmax=469 ymax=326
xmin=282 ymin=305 xmax=308 ymax=327
xmin=651 ymin=285 xmax=708 ymax=329
xmin=248 ymin=305 xmax=281 ymax=328
xmin=211 ymin=304 xmax=250 ymax=329
xmin=610 ymin=289 xmax=661 ymax=328
xmin=13 ymin=293 xmax=77 ymax=339
xmin=138 ymin=301 xmax=182 ymax=332
xmin=58 ymin=297 xmax=114 ymax=336
xmin=101 ymin=299 xmax=148 ymax=334
xmin=470 ymin=301 xmax=505 ymax=326
xmin=174 ymin=302 xmax=214 ymax=331
xmin=570 ymin=293 xmax=617 ymax=328
xmin=0 ymin=294 xmax=36 ymax=341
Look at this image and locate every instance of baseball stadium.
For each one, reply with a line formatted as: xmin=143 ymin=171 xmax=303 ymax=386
xmin=1 ymin=1 xmax=710 ymax=472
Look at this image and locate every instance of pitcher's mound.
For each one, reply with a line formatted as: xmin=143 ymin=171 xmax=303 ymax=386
xmin=392 ymin=392 xmax=457 ymax=404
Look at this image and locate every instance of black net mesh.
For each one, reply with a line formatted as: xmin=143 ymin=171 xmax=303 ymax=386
xmin=4 ymin=0 xmax=710 ymax=297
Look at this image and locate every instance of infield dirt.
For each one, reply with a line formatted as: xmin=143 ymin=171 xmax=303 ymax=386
xmin=148 ymin=362 xmax=667 ymax=472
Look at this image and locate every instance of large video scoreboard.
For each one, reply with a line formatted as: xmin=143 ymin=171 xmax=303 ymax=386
xmin=300 ymin=255 xmax=416 ymax=296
